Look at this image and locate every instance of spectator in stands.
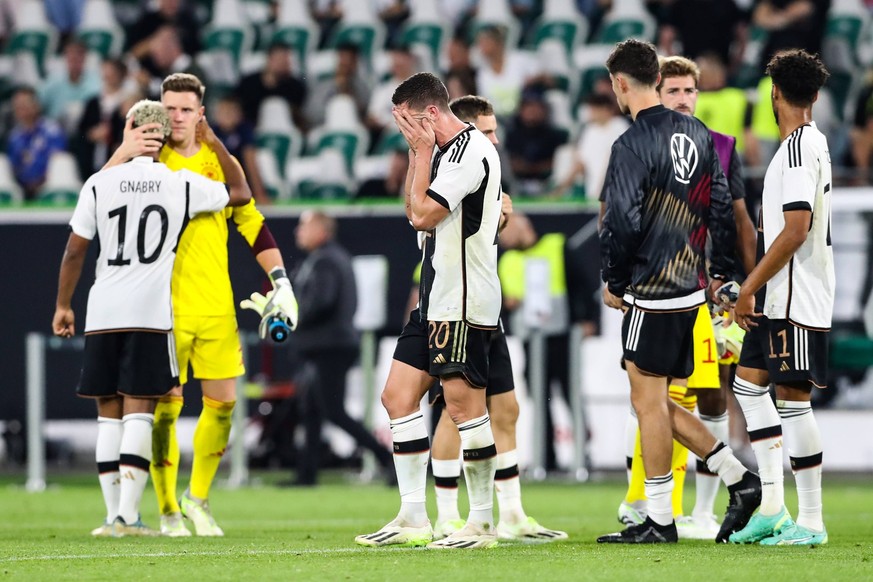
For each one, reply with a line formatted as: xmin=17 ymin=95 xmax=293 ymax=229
xmin=356 ymin=147 xmax=409 ymax=199
xmin=851 ymin=70 xmax=873 ymax=184
xmin=752 ymin=0 xmax=830 ymax=72
xmin=694 ymin=53 xmax=757 ymax=160
xmin=443 ymin=34 xmax=477 ymax=99
xmin=74 ymin=58 xmax=132 ymax=178
xmin=136 ymin=25 xmax=206 ymax=99
xmin=376 ymin=0 xmax=410 ymax=48
xmin=38 ymin=37 xmax=101 ymax=127
xmin=45 ymin=0 xmax=85 ymax=44
xmin=212 ymin=94 xmax=270 ymax=204
xmin=236 ymin=41 xmax=307 ymax=131
xmin=475 ymin=25 xmax=541 ymax=119
xmin=659 ymin=0 xmax=744 ymax=64
xmin=6 ymin=86 xmax=67 ymax=200
xmin=125 ymin=0 xmax=201 ymax=60
xmin=304 ymin=43 xmax=370 ymax=128
xmin=310 ymin=0 xmax=343 ymax=49
xmin=366 ymin=44 xmax=417 ymax=142
xmin=553 ymin=92 xmax=629 ymax=200
xmin=290 ymin=210 xmax=394 ymax=485
xmin=504 ymin=88 xmax=568 ymax=196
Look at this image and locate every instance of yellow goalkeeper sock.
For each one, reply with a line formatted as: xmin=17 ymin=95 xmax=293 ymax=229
xmin=669 ymin=384 xmax=691 ymax=517
xmin=626 ymin=430 xmax=646 ymax=504
xmin=190 ymin=396 xmax=235 ymax=501
xmin=151 ymin=396 xmax=183 ymax=515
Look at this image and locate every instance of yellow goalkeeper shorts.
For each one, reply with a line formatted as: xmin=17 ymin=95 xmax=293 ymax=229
xmin=173 ymin=315 xmax=245 ymax=385
xmin=687 ymin=305 xmax=720 ymax=389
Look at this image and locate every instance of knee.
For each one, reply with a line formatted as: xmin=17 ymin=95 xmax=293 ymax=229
xmin=490 ymin=399 xmax=519 ymax=435
xmin=381 ymin=383 xmax=415 ymax=418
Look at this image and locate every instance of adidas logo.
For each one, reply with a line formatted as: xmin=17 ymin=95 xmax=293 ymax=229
xmin=433 ymin=354 xmax=447 ymax=365
xmin=780 ymin=361 xmax=790 ymax=372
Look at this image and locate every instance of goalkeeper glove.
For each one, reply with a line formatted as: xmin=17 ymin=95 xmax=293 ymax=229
xmin=239 ymin=291 xmax=273 ymax=340
xmin=264 ymin=267 xmax=299 ymax=330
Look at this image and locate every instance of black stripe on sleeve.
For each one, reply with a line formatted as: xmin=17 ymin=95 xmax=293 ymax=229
xmin=783 ymin=201 xmax=811 ymax=212
xmin=393 ymin=437 xmax=430 ymax=454
xmin=463 ymin=444 xmax=497 ymax=461
xmin=748 ymin=425 xmax=783 ymax=442
xmin=426 ymin=188 xmax=450 ymax=209
xmin=626 ymin=456 xmax=633 ymax=470
xmin=790 ymin=452 xmax=823 ymax=471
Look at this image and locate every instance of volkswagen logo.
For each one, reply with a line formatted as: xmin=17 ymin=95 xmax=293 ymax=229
xmin=670 ymin=133 xmax=698 ymax=184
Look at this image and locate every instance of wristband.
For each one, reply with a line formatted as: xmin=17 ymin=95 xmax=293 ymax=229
xmin=269 ymin=267 xmax=290 ymax=286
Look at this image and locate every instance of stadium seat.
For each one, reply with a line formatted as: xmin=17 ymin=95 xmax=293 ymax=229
xmin=544 ymin=89 xmax=575 ymax=137
xmin=256 ymin=97 xmax=304 ymax=179
xmin=528 ymin=0 xmax=588 ymax=56
xmin=821 ymin=0 xmax=870 ymax=119
xmin=548 ymin=143 xmax=584 ymax=199
xmin=573 ymin=44 xmax=613 ymax=102
xmin=733 ymin=25 xmax=768 ymax=89
xmin=255 ymin=147 xmax=286 ymax=199
xmin=0 ymin=154 xmax=24 ymax=206
xmin=374 ymin=130 xmax=408 ymax=155
xmin=538 ymin=39 xmax=576 ymax=94
xmin=327 ymin=0 xmax=386 ymax=69
xmin=272 ymin=0 xmax=318 ymax=72
xmin=400 ymin=0 xmax=449 ymax=71
xmin=469 ymin=0 xmax=521 ymax=49
xmin=78 ymin=0 xmax=125 ymax=57
xmin=594 ymin=0 xmax=656 ymax=44
xmin=5 ymin=0 xmax=57 ymax=76
xmin=288 ymin=149 xmax=353 ymax=200
xmin=307 ymin=94 xmax=369 ymax=172
xmin=202 ymin=0 xmax=254 ymax=88
xmin=37 ymin=152 xmax=82 ymax=205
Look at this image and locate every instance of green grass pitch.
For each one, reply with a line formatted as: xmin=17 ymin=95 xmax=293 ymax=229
xmin=0 ymin=473 xmax=871 ymax=581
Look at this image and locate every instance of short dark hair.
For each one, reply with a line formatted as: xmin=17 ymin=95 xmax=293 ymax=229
xmin=392 ymin=72 xmax=450 ymax=112
xmin=449 ymin=95 xmax=493 ymax=122
xmin=477 ymin=25 xmax=506 ymax=45
xmin=605 ymin=39 xmax=659 ymax=87
xmin=766 ymin=49 xmax=830 ymax=107
xmin=657 ymin=56 xmax=699 ymax=91
xmin=162 ymin=72 xmax=205 ymax=102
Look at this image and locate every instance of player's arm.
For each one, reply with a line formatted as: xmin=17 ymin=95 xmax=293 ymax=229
xmin=232 ymin=204 xmax=298 ymax=329
xmin=498 ymin=192 xmax=512 ymax=232
xmin=196 ymin=118 xmax=252 ymax=207
xmin=707 ymin=144 xmax=737 ymax=292
xmin=53 ymin=232 xmax=90 ymax=338
xmin=403 ymin=149 xmax=415 ymax=223
xmin=728 ymin=148 xmax=757 ymax=275
xmin=102 ymin=116 xmax=164 ymax=169
xmin=394 ymin=109 xmax=448 ymax=231
xmin=599 ymin=142 xmax=646 ymax=301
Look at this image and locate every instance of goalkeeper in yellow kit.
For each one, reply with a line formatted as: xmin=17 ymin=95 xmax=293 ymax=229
xmin=107 ymin=73 xmax=297 ymax=536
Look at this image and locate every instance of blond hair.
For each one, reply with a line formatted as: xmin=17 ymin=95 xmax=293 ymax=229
xmin=126 ymin=100 xmax=171 ymax=141
xmin=657 ymin=56 xmax=700 ymax=91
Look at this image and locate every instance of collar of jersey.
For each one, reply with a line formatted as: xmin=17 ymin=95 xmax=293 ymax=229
xmin=636 ymin=104 xmax=667 ymax=118
xmin=131 ymin=156 xmax=155 ymax=163
xmin=438 ymin=123 xmax=474 ymax=152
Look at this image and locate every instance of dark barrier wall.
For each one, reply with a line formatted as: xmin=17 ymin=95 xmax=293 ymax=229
xmin=1 ymin=206 xmax=596 ymax=421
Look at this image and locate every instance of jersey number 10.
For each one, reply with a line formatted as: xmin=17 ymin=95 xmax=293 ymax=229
xmin=107 ymin=204 xmax=170 ymax=266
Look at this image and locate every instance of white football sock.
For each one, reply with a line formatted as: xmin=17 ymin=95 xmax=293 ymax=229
xmin=778 ymin=400 xmax=824 ymax=532
xmin=645 ymin=472 xmax=674 ymax=526
xmin=733 ymin=377 xmax=784 ymax=515
xmin=431 ymin=457 xmax=461 ymax=523
xmin=96 ymin=416 xmax=122 ymax=524
xmin=494 ymin=450 xmax=526 ymax=524
xmin=693 ymin=412 xmax=728 ymax=517
xmin=704 ymin=442 xmax=746 ymax=487
xmin=389 ymin=411 xmax=430 ymax=526
xmin=624 ymin=408 xmax=638 ymax=485
xmin=458 ymin=415 xmax=496 ymax=529
xmin=117 ymin=413 xmax=154 ymax=524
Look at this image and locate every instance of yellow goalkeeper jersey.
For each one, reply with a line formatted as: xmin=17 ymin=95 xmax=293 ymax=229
xmin=161 ymin=144 xmax=266 ymax=316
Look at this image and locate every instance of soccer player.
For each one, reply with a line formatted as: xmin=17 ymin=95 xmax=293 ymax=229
xmin=597 ymin=40 xmax=760 ymax=544
xmin=52 ymin=100 xmax=249 ymax=536
xmin=105 ymin=73 xmax=298 ymax=537
xmin=618 ymin=56 xmax=759 ymax=540
xmin=355 ymin=73 xmax=503 ymax=550
xmin=428 ymin=95 xmax=567 ymax=543
xmin=728 ymin=50 xmax=832 ymax=546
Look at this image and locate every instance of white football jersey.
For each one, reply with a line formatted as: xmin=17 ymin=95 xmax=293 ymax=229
xmin=759 ymin=122 xmax=834 ymax=329
xmin=419 ymin=125 xmax=503 ymax=327
xmin=69 ymin=157 xmax=229 ymax=333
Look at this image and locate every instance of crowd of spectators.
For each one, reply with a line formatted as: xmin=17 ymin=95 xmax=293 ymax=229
xmin=1 ymin=0 xmax=872 ymax=205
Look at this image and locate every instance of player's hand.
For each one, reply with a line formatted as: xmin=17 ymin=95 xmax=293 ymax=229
xmin=734 ymin=288 xmax=761 ymax=331
xmin=393 ymin=108 xmax=435 ymax=154
xmin=501 ymin=192 xmax=513 ymax=218
xmin=264 ymin=281 xmax=299 ymax=331
xmin=195 ymin=116 xmax=218 ymax=148
xmin=52 ymin=307 xmax=75 ymax=338
xmin=119 ymin=115 xmax=164 ymax=159
xmin=240 ymin=291 xmax=278 ymax=339
xmin=602 ymin=287 xmax=624 ymax=311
